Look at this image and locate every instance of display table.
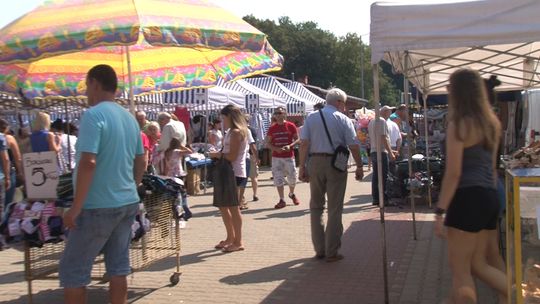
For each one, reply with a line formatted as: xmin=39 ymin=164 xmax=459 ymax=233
xmin=504 ymin=167 xmax=540 ymax=304
xmin=185 ymin=158 xmax=213 ymax=195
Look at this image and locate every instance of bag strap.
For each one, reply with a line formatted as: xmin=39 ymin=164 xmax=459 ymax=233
xmin=319 ymin=110 xmax=335 ymax=149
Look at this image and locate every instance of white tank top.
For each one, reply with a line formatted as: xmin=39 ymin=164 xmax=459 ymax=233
xmin=222 ymin=129 xmax=248 ymax=178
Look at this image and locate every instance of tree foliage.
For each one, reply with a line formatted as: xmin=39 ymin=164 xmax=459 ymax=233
xmin=243 ymin=15 xmax=401 ymax=107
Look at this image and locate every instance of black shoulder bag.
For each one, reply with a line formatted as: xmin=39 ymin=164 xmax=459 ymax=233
xmin=319 ymin=110 xmax=350 ymax=172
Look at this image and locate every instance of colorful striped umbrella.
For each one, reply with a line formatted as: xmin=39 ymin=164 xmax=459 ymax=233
xmin=0 ymin=0 xmax=282 ymax=102
xmin=0 ymin=36 xmax=282 ymax=99
xmin=0 ymin=0 xmax=267 ymax=64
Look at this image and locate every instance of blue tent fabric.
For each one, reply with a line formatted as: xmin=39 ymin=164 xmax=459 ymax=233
xmin=244 ymin=77 xmax=314 ymax=114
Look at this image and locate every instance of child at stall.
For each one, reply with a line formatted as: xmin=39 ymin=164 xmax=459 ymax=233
xmin=160 ymin=138 xmax=193 ymax=220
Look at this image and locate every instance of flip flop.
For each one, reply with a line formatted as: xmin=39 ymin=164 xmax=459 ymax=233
xmin=222 ymin=245 xmax=245 ymax=253
xmin=214 ymin=241 xmax=229 ymax=249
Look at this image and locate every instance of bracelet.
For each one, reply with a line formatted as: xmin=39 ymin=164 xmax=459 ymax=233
xmin=434 ymin=207 xmax=446 ymax=216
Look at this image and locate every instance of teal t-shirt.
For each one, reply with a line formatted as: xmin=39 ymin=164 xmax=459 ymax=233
xmin=74 ymin=102 xmax=143 ymax=209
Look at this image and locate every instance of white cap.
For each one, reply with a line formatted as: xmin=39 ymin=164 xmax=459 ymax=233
xmin=380 ymin=105 xmax=395 ymax=112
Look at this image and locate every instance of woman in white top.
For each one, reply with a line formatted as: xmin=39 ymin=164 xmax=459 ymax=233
xmin=207 ymin=119 xmax=223 ymax=151
xmin=209 ymin=105 xmax=248 ymax=253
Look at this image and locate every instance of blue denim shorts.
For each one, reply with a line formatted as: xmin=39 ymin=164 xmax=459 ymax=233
xmin=59 ymin=203 xmax=139 ymax=288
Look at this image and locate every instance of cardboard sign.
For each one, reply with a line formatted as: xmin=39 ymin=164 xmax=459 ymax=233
xmin=22 ymin=152 xmax=59 ymax=200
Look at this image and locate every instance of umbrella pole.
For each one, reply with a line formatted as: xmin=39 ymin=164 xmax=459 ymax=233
xmin=373 ymin=64 xmax=390 ymax=304
xmin=64 ymin=99 xmax=72 ymax=171
xmin=403 ymin=53 xmax=417 ymax=240
xmin=125 ymin=46 xmax=136 ymax=115
xmin=422 ymin=93 xmax=432 ymax=208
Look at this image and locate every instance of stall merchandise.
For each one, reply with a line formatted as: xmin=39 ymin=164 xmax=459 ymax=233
xmin=506 ymin=141 xmax=540 ymax=169
xmin=1 ymin=175 xmax=183 ymax=303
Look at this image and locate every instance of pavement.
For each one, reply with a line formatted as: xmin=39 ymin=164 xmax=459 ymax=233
xmin=0 ymin=167 xmax=503 ymax=304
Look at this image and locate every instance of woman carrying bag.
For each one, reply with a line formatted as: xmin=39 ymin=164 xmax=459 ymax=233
xmin=209 ymin=105 xmax=248 ymax=253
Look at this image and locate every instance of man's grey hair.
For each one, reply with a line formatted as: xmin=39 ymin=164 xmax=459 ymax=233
xmin=136 ymin=110 xmax=146 ymax=117
xmin=325 ymin=88 xmax=347 ymax=104
xmin=158 ymin=112 xmax=171 ymax=120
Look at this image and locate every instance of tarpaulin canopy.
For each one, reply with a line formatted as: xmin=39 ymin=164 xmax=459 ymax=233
xmin=283 ymin=82 xmax=325 ymax=104
xmin=370 ymin=0 xmax=540 ymax=95
xmin=155 ymin=85 xmax=245 ymax=109
xmin=217 ymin=78 xmax=286 ymax=108
xmin=244 ymin=77 xmax=314 ymax=114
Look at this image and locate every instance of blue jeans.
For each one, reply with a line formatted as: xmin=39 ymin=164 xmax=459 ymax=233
xmin=0 ymin=178 xmax=5 ymax=211
xmin=5 ymin=170 xmax=16 ymax=206
xmin=59 ymin=203 xmax=139 ymax=288
xmin=371 ymin=152 xmax=389 ymax=203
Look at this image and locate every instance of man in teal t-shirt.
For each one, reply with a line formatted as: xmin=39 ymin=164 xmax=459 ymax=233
xmin=59 ymin=64 xmax=146 ymax=304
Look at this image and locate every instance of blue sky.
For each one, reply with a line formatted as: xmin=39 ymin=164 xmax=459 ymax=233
xmin=0 ymin=0 xmax=470 ymax=43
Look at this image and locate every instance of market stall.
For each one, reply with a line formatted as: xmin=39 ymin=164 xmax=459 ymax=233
xmin=370 ymin=1 xmax=540 ymax=302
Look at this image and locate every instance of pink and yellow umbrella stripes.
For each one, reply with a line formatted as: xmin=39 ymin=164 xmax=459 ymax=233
xmin=0 ymin=0 xmax=284 ymax=100
xmin=0 ymin=38 xmax=283 ymax=99
xmin=0 ymin=0 xmax=268 ymax=64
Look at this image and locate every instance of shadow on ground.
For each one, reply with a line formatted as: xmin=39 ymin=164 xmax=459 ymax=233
xmin=2 ymin=285 xmax=160 ymax=304
xmin=220 ymin=218 xmax=422 ymax=304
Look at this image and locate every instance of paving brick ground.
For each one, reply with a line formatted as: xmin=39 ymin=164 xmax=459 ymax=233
xmin=0 ymin=168 xmax=510 ymax=303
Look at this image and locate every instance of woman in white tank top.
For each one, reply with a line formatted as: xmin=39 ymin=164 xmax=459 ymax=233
xmin=208 ymin=105 xmax=248 ymax=253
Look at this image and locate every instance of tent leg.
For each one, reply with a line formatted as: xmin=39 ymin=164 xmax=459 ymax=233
xmin=373 ymin=64 xmax=390 ymax=304
xmin=421 ymin=93 xmax=432 ymax=208
xmin=403 ymin=53 xmax=417 ymax=240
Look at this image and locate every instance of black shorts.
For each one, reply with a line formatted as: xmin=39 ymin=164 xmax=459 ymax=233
xmin=236 ymin=176 xmax=248 ymax=187
xmin=444 ymin=186 xmax=499 ymax=232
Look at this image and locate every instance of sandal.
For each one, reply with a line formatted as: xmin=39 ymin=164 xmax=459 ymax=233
xmin=222 ymin=244 xmax=245 ymax=253
xmin=214 ymin=241 xmax=229 ymax=249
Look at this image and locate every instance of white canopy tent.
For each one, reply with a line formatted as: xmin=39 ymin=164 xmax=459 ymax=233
xmin=217 ymin=78 xmax=286 ymax=109
xmin=244 ymin=77 xmax=315 ymax=114
xmin=370 ymin=0 xmax=540 ymax=95
xmin=369 ymin=1 xmax=540 ymax=302
xmin=283 ymin=82 xmax=325 ymax=104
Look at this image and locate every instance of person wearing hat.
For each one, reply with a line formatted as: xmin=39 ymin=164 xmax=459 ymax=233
xmin=386 ymin=109 xmax=402 ymax=161
xmin=266 ymin=106 xmax=301 ymax=209
xmin=368 ymin=105 xmax=396 ymax=206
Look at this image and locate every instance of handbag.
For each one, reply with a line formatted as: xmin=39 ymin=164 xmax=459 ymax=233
xmin=319 ymin=110 xmax=350 ymax=172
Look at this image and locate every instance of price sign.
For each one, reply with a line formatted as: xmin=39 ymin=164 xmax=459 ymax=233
xmin=22 ymin=152 xmax=59 ymax=200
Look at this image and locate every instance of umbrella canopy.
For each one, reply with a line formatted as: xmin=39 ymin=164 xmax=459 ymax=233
xmin=0 ymin=0 xmax=282 ymax=101
xmin=0 ymin=0 xmax=268 ymax=64
xmin=0 ymin=36 xmax=282 ymax=99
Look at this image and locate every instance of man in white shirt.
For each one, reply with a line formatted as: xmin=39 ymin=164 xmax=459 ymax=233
xmin=368 ymin=105 xmax=395 ymax=206
xmin=384 ymin=107 xmax=402 ymax=183
xmin=157 ymin=112 xmax=187 ymax=151
xmin=386 ymin=112 xmax=402 ymax=156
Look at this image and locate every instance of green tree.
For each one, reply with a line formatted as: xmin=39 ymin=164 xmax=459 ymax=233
xmin=243 ymin=15 xmax=401 ymax=106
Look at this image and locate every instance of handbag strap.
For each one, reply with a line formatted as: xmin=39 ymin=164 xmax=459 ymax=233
xmin=319 ymin=110 xmax=335 ymax=149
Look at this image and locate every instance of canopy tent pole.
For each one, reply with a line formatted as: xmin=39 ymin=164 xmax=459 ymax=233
xmin=422 ymin=93 xmax=432 ymax=208
xmin=373 ymin=63 xmax=390 ymax=304
xmin=125 ymin=46 xmax=136 ymax=115
xmin=403 ymin=53 xmax=417 ymax=240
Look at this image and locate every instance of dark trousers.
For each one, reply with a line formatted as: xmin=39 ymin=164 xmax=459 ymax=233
xmin=371 ymin=152 xmax=389 ymax=203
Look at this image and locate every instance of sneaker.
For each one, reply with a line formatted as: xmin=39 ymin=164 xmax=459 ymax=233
xmin=274 ymin=199 xmax=286 ymax=209
xmin=289 ymin=193 xmax=300 ymax=205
